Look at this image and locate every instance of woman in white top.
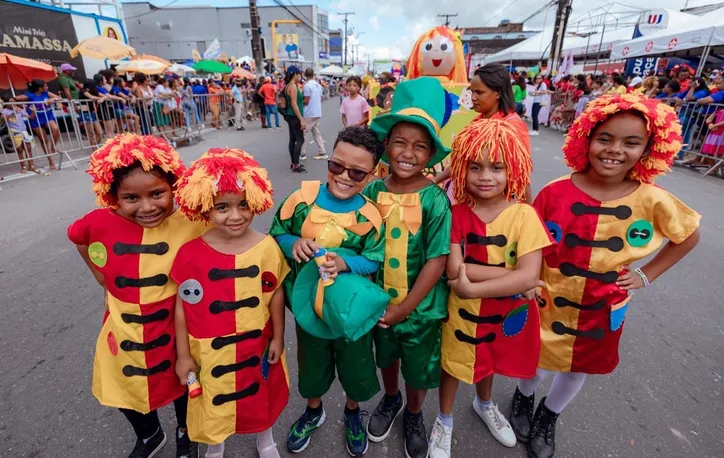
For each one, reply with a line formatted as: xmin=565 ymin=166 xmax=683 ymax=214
xmin=152 ymin=77 xmax=173 ymax=133
xmin=529 ymin=74 xmax=548 ymax=135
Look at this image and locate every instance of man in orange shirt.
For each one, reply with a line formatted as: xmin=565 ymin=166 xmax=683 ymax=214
xmin=259 ymin=78 xmax=281 ymax=129
xmin=208 ymin=80 xmax=223 ymax=129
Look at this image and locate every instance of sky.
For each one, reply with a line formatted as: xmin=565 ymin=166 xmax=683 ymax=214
xmin=120 ymin=0 xmax=712 ymax=61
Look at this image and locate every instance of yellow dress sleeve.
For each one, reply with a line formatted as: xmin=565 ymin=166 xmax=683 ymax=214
xmin=652 ymin=189 xmax=701 ymax=244
xmin=267 ymin=236 xmax=291 ymax=289
xmin=515 ymin=204 xmax=553 ymax=259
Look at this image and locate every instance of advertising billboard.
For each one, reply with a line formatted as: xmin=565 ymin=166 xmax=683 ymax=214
xmin=275 ymin=33 xmax=303 ymax=61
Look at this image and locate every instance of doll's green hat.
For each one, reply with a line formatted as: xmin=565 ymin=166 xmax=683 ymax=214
xmin=370 ymin=76 xmax=452 ymax=168
xmin=291 ymin=248 xmax=389 ymax=341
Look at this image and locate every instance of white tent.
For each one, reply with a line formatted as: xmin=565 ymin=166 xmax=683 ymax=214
xmin=319 ymin=65 xmax=344 ymax=76
xmin=611 ymin=7 xmax=724 ymax=59
xmin=485 ymin=9 xmax=696 ymax=64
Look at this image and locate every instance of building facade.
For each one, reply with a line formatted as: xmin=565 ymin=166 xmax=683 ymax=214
xmin=121 ymin=2 xmax=330 ymax=68
xmin=462 ymin=21 xmax=538 ymax=57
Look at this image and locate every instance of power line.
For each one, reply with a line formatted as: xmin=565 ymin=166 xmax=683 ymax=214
xmin=123 ymin=0 xmax=182 ymax=20
xmin=478 ymin=0 xmax=524 ymax=27
xmin=338 ymin=11 xmax=354 ymax=67
xmin=270 ymin=0 xmax=327 ymax=40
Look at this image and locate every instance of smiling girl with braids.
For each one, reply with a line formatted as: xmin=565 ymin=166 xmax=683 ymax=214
xmin=428 ymin=118 xmax=553 ymax=457
xmin=68 ymin=134 xmax=204 ymax=458
xmin=172 ymin=148 xmax=289 ymax=458
xmin=508 ymin=93 xmax=701 ymax=458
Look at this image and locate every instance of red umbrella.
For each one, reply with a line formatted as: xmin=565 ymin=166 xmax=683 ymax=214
xmin=0 ymin=53 xmax=58 ymax=95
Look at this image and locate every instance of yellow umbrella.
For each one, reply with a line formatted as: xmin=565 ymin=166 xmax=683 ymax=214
xmin=70 ymin=36 xmax=136 ymax=61
xmin=130 ymin=54 xmax=171 ymax=67
xmin=116 ymin=59 xmax=169 ymax=75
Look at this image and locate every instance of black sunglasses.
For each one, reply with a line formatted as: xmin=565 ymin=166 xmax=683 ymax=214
xmin=327 ymin=160 xmax=373 ymax=183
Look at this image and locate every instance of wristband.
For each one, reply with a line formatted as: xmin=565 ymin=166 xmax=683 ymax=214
xmin=634 ymin=268 xmax=650 ymax=288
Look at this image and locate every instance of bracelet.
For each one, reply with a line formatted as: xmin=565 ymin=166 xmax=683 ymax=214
xmin=634 ymin=268 xmax=650 ymax=288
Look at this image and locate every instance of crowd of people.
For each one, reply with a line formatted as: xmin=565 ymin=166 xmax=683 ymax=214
xmin=62 ymin=60 xmax=704 ymax=458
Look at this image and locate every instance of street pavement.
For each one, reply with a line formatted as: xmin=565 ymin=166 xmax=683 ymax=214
xmin=1 ymin=100 xmax=723 ymax=458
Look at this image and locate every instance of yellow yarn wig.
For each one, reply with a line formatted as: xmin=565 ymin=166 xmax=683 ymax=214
xmin=406 ymin=26 xmax=468 ymax=84
xmin=451 ymin=118 xmax=533 ymax=207
xmin=563 ymin=93 xmax=682 ymax=183
xmin=175 ymin=147 xmax=274 ymax=221
xmin=87 ymin=133 xmax=185 ymax=208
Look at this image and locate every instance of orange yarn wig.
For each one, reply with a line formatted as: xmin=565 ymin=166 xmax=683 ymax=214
xmin=451 ymin=118 xmax=532 ymax=207
xmin=175 ymin=147 xmax=274 ymax=221
xmin=563 ymin=93 xmax=682 ymax=183
xmin=406 ymin=26 xmax=468 ymax=84
xmin=87 ymin=133 xmax=185 ymax=208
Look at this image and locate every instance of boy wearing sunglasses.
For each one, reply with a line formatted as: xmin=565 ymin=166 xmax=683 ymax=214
xmin=269 ymin=125 xmax=386 ymax=457
xmin=362 ymin=77 xmax=452 ymax=458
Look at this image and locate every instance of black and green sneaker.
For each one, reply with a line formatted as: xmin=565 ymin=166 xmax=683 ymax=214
xmin=344 ymin=408 xmax=369 ymax=457
xmin=287 ymin=407 xmax=327 ymax=453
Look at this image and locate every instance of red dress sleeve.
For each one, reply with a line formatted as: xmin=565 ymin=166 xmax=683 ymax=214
xmin=67 ymin=209 xmax=100 ymax=245
xmin=450 ymin=204 xmax=466 ymax=244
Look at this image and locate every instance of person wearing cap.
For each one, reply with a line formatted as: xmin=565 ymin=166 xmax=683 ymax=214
xmin=269 ymin=126 xmax=386 ymax=456
xmin=362 ymin=77 xmax=452 ymax=458
xmin=627 ymin=76 xmax=644 ymax=94
xmin=58 ymin=63 xmax=80 ymax=100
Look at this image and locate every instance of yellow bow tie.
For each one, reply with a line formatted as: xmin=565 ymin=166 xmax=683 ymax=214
xmin=308 ymin=207 xmax=356 ymax=243
xmin=377 ymin=192 xmax=422 ymax=236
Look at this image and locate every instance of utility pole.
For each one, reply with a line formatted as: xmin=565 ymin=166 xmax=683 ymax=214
xmin=438 ymin=13 xmax=458 ymax=27
xmin=248 ymin=0 xmax=263 ymax=74
xmin=338 ymin=11 xmax=354 ymax=67
xmin=549 ymin=0 xmax=572 ymax=74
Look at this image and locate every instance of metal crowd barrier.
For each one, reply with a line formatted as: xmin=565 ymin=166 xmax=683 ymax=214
xmin=676 ymin=100 xmax=724 ymax=177
xmin=0 ymin=91 xmax=249 ymax=176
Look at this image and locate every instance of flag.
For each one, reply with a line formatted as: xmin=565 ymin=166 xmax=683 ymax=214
xmin=203 ymin=39 xmax=222 ymax=60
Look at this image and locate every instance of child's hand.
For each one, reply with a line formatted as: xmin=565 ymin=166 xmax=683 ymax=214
xmin=377 ymin=304 xmax=409 ymax=328
xmin=522 ymin=280 xmax=545 ymax=300
xmin=292 ymin=238 xmax=319 ymax=263
xmin=448 ymin=264 xmax=476 ymax=299
xmin=267 ymin=338 xmax=284 ymax=364
xmin=175 ymin=355 xmax=199 ymax=385
xmin=616 ymin=265 xmax=645 ymax=291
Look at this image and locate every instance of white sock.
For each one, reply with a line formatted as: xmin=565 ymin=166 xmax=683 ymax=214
xmin=143 ymin=428 xmax=159 ymax=444
xmin=206 ymin=442 xmax=225 ymax=457
xmin=256 ymin=427 xmax=275 ymax=449
xmin=475 ymin=396 xmax=493 ymax=411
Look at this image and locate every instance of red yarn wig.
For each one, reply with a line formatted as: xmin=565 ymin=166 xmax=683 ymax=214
xmin=563 ymin=93 xmax=682 ymax=183
xmin=451 ymin=118 xmax=533 ymax=207
xmin=175 ymin=147 xmax=274 ymax=221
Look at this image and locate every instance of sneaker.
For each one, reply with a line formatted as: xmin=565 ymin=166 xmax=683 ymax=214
xmin=472 ymin=400 xmax=516 ymax=448
xmin=344 ymin=409 xmax=369 ymax=456
xmin=287 ymin=407 xmax=326 ymax=453
xmin=276 ymin=126 xmax=282 ymax=129
xmin=313 ymin=154 xmax=329 ymax=160
xmin=292 ymin=165 xmax=308 ymax=174
xmin=510 ymin=387 xmax=535 ymax=443
xmin=403 ymin=410 xmax=428 ymax=458
xmin=367 ymin=391 xmax=404 ymax=442
xmin=128 ymin=428 xmax=167 ymax=458
xmin=300 ymin=153 xmax=307 ymax=160
xmin=236 ymin=126 xmax=246 ymax=131
xmin=176 ymin=426 xmax=199 ymax=458
xmin=428 ymin=417 xmax=452 ymax=458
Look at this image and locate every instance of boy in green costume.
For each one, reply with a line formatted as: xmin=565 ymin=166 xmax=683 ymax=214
xmin=362 ymin=77 xmax=452 ymax=458
xmin=269 ymin=126 xmax=386 ymax=457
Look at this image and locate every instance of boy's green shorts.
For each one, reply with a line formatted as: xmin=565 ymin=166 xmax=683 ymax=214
xmin=374 ymin=319 xmax=442 ymax=390
xmin=296 ymin=324 xmax=380 ymax=402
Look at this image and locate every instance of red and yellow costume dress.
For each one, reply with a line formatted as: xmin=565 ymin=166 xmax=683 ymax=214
xmin=535 ymin=177 xmax=700 ymax=374
xmin=170 ymin=236 xmax=290 ymax=444
xmin=67 ymin=209 xmax=205 ymax=413
xmin=442 ymin=203 xmax=553 ymax=384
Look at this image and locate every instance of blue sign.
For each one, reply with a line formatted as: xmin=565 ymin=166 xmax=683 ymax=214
xmin=625 ymin=57 xmax=658 ymax=77
xmin=463 ymin=43 xmax=469 ymax=56
xmin=319 ymin=52 xmax=328 ymax=59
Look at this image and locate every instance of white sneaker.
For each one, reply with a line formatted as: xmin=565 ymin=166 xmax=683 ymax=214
xmin=428 ymin=417 xmax=452 ymax=458
xmin=300 ymin=153 xmax=307 ymax=160
xmin=472 ymin=401 xmax=516 ymax=447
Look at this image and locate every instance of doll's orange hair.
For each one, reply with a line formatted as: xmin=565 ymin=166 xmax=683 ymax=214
xmin=87 ymin=133 xmax=185 ymax=208
xmin=451 ymin=118 xmax=532 ymax=207
xmin=175 ymin=147 xmax=274 ymax=221
xmin=563 ymin=93 xmax=682 ymax=183
xmin=405 ymin=26 xmax=468 ymax=84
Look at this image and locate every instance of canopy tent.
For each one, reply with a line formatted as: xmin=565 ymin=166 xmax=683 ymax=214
xmin=611 ymin=7 xmax=724 ymax=59
xmin=485 ymin=9 xmax=696 ymax=64
xmin=319 ymin=65 xmax=344 ymax=76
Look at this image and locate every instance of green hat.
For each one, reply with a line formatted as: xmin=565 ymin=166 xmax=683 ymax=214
xmin=291 ymin=248 xmax=390 ymax=341
xmin=370 ymin=76 xmax=452 ymax=168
